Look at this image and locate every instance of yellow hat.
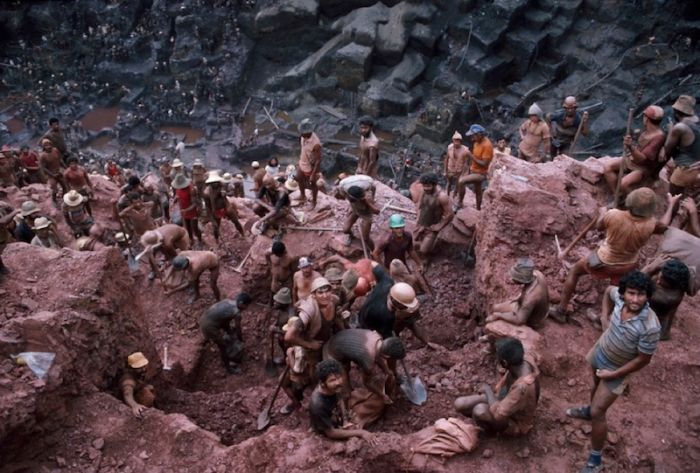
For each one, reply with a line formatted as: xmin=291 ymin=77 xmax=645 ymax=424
xmin=127 ymin=352 xmax=149 ymax=369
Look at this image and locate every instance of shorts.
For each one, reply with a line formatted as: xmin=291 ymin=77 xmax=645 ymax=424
xmin=584 ymin=252 xmax=636 ymax=284
xmin=669 ymin=166 xmax=699 ymax=187
xmin=586 ymin=343 xmax=628 ymax=396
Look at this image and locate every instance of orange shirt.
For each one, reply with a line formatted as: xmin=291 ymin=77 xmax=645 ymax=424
xmin=597 ymin=209 xmax=657 ymax=265
xmin=470 ymin=137 xmax=493 ymax=174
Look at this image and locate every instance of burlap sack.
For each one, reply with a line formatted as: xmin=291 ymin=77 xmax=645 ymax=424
xmin=161 ymin=265 xmax=187 ymax=290
xmin=411 ymin=417 xmax=480 ymax=457
xmin=347 ymin=388 xmax=386 ymax=428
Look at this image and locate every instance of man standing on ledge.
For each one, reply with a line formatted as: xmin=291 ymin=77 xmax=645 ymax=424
xmin=415 ymin=172 xmax=453 ymax=263
xmin=566 ymin=271 xmax=660 ymax=473
xmin=297 ymin=118 xmax=322 ymax=209
xmin=458 ymin=124 xmax=493 ymax=210
xmin=357 ymin=116 xmax=380 ymax=178
xmin=548 ymin=96 xmax=589 ymax=156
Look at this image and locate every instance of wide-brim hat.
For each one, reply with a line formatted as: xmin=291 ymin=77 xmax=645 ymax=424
xmin=193 ymin=158 xmax=204 ymax=167
xmin=20 ymin=201 xmax=40 ymax=217
xmin=273 ymin=287 xmax=292 ymax=305
xmin=311 ymin=277 xmax=331 ymax=293
xmin=172 ymin=158 xmax=184 ymax=168
xmin=222 ymin=173 xmax=233 ymax=183
xmin=285 ymin=178 xmax=299 ymax=192
xmin=32 ymin=216 xmax=52 ymax=230
xmin=672 ymin=95 xmax=696 ymax=116
xmin=298 ymin=118 xmax=315 ymax=134
xmin=324 ymin=267 xmax=344 ymax=282
xmin=63 ymin=190 xmax=84 ymax=206
xmin=127 ymin=352 xmax=149 ymax=369
xmin=205 ymin=170 xmax=224 ymax=184
xmin=171 ymin=174 xmax=191 ymax=189
xmin=510 ymin=257 xmax=535 ymax=284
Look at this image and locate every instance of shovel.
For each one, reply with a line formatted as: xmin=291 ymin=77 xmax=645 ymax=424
xmin=399 ymin=359 xmax=427 ymax=406
xmin=264 ymin=333 xmax=278 ymax=378
xmin=257 ymin=365 xmax=289 ymax=430
xmin=463 ymin=229 xmax=477 ymax=268
xmin=118 ymin=218 xmax=140 ymax=273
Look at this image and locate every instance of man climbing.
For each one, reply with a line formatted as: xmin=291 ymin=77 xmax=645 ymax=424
xmin=641 ymin=257 xmax=694 ymax=340
xmin=62 ymin=190 xmax=93 ymax=237
xmin=357 ymin=115 xmax=380 ymax=177
xmin=602 ymin=105 xmax=666 ymax=196
xmin=42 ymin=117 xmax=69 ymax=163
xmin=139 ymin=224 xmax=190 ymax=280
xmin=662 ymin=95 xmax=700 ymax=196
xmin=203 ymin=170 xmax=245 ymax=242
xmin=30 ymin=217 xmax=62 ymax=249
xmin=292 ymin=256 xmax=322 ymax=305
xmin=166 ymin=251 xmax=221 ymax=303
xmin=457 ymin=124 xmax=493 ymax=210
xmin=171 ymin=174 xmax=202 ymax=245
xmin=549 ymin=187 xmax=666 ymax=323
xmin=341 ymin=183 xmax=379 ymax=249
xmin=120 ymin=352 xmax=156 ymax=418
xmin=485 ymin=258 xmax=549 ymax=329
xmin=267 ymin=287 xmax=295 ymax=367
xmin=566 ymin=271 xmax=659 ymax=473
xmin=308 ymin=359 xmax=376 ymax=444
xmin=518 ymin=103 xmax=551 ymax=163
xmin=415 ymin=173 xmax=453 ymax=264
xmin=118 ymin=193 xmax=156 ymax=238
xmin=266 ymin=241 xmax=297 ymax=294
xmin=454 ymin=337 xmax=539 ymax=436
xmin=296 ymin=118 xmax=322 ymax=208
xmin=548 ymin=96 xmax=589 ymax=156
xmin=199 ymin=293 xmax=252 ymax=374
xmin=39 ymin=139 xmax=66 ymax=205
xmin=323 ymin=329 xmax=405 ymax=405
xmin=444 ymin=131 xmax=469 ymax=198
xmin=282 ymin=278 xmax=340 ymax=414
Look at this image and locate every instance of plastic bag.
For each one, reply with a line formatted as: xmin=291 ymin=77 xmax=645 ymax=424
xmin=11 ymin=352 xmax=56 ymax=379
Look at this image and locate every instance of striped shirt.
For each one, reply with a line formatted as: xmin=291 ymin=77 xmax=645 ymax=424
xmin=594 ymin=287 xmax=660 ymax=369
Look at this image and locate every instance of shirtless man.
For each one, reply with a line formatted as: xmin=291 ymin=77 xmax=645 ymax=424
xmin=39 ymin=139 xmax=66 ymax=204
xmin=518 ymin=104 xmax=551 ymax=163
xmin=282 ymin=277 xmax=340 ymax=413
xmin=120 ymin=352 xmax=156 ymax=418
xmin=458 ymin=124 xmax=493 ymax=210
xmin=662 ymin=95 xmax=700 ymax=196
xmin=641 ymin=257 xmax=694 ymax=340
xmin=548 ymin=96 xmax=589 ymax=156
xmin=323 ymin=329 xmax=405 ymax=405
xmin=267 ymin=288 xmax=295 ymax=366
xmin=42 ymin=117 xmax=69 ymax=162
xmin=602 ymin=105 xmax=665 ymax=196
xmin=495 ymin=137 xmax=512 ymax=157
xmin=357 ymin=116 xmax=380 ymax=177
xmin=297 ymin=118 xmax=322 ymax=209
xmin=444 ymin=131 xmax=469 ymax=197
xmin=0 ymin=150 xmax=16 ymax=187
xmin=63 ymin=156 xmax=94 ymax=215
xmin=200 ymin=293 xmax=251 ymax=374
xmin=415 ymin=173 xmax=453 ymax=261
xmin=292 ymin=256 xmax=322 ymax=305
xmin=203 ymin=171 xmax=245 ymax=242
xmin=455 ymin=338 xmax=539 ymax=436
xmin=255 ymin=177 xmax=300 ymax=234
xmin=251 ymin=161 xmax=265 ymax=192
xmin=266 ymin=241 xmax=297 ymax=294
xmin=167 ymin=250 xmax=221 ymax=303
xmin=550 ymin=187 xmax=667 ymax=323
xmin=341 ymin=184 xmax=380 ymax=249
xmin=485 ymin=258 xmax=549 ymax=329
xmin=139 ymin=223 xmax=190 ymax=279
xmin=119 ymin=193 xmax=156 ymax=238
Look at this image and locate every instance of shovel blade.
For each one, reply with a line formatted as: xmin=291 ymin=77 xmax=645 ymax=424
xmin=257 ymin=408 xmax=271 ymax=431
xmin=127 ymin=255 xmax=139 ymax=272
xmin=400 ymin=376 xmax=428 ymax=406
xmin=265 ymin=359 xmax=278 ymax=378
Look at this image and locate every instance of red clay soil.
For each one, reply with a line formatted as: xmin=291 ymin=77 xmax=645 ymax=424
xmin=1 ymin=158 xmax=699 ymax=472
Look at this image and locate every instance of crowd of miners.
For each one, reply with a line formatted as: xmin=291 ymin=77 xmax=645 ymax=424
xmin=1 ymin=93 xmax=698 ymax=473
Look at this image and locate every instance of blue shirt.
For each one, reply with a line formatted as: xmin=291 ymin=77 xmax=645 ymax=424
xmin=594 ymin=287 xmax=660 ymax=369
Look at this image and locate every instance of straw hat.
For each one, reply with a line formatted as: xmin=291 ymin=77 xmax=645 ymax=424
xmin=222 ymin=172 xmax=233 ymax=183
xmin=285 ymin=178 xmax=299 ymax=192
xmin=273 ymin=287 xmax=292 ymax=305
xmin=193 ymin=158 xmax=204 ymax=167
xmin=41 ymin=138 xmax=53 ymax=147
xmin=205 ymin=170 xmax=224 ymax=184
xmin=251 ymin=161 xmax=260 ymax=169
xmin=672 ymin=95 xmax=696 ymax=116
xmin=20 ymin=201 xmax=40 ymax=217
xmin=172 ymin=158 xmax=184 ymax=168
xmin=311 ymin=277 xmax=331 ymax=293
xmin=63 ymin=190 xmax=84 ymax=207
xmin=32 ymin=216 xmax=52 ymax=230
xmin=127 ymin=352 xmax=149 ymax=369
xmin=171 ymin=174 xmax=191 ymax=189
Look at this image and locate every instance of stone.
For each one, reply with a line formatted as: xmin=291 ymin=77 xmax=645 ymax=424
xmin=255 ymin=0 xmax=319 ymax=34
xmin=320 ymin=0 xmax=376 ymax=18
xmin=482 ymin=448 xmax=494 ymax=458
xmin=359 ymin=79 xmax=421 ymax=117
xmin=330 ymin=3 xmax=390 ymax=47
xmin=388 ymin=50 xmax=428 ymax=90
xmin=332 ymin=43 xmax=373 ymax=90
xmin=567 ymin=378 xmax=576 ymax=387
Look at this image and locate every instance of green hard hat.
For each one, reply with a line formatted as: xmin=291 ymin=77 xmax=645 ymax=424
xmin=388 ymin=214 xmax=406 ymax=228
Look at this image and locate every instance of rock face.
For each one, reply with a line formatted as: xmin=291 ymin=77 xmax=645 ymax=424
xmin=473 ymin=153 xmax=607 ymax=314
xmin=0 ymin=244 xmax=157 ymax=443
